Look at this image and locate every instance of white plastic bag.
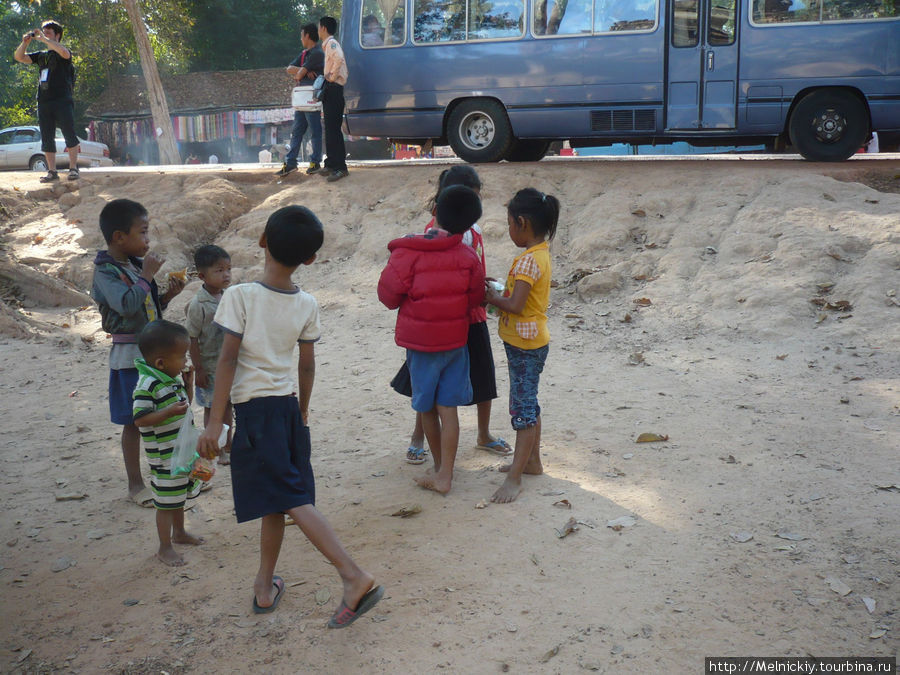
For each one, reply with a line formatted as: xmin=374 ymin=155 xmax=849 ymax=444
xmin=170 ymin=409 xmax=201 ymax=477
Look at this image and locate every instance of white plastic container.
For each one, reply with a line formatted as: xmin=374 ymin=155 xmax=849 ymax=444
xmin=292 ymin=86 xmax=322 ymax=112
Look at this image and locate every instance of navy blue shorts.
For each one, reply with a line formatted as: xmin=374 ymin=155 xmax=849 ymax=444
xmin=109 ymin=367 xmax=139 ymax=425
xmin=406 ymin=346 xmax=472 ymax=413
xmin=504 ymin=343 xmax=549 ymax=430
xmin=231 ymin=396 xmax=315 ymax=523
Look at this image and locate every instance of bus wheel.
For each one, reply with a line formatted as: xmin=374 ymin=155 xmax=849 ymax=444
xmin=447 ymin=99 xmax=512 ymax=163
xmin=504 ymin=140 xmax=550 ymax=162
xmin=788 ymin=89 xmax=868 ymax=162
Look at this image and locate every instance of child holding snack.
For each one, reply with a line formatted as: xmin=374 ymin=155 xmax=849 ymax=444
xmin=484 ymin=188 xmax=559 ymax=504
xmin=185 ymin=245 xmax=233 ymax=464
xmin=91 ymin=198 xmax=185 ymax=507
xmin=133 ymin=320 xmax=204 ymax=566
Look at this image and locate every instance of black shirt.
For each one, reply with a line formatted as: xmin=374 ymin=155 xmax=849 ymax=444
xmin=28 ymin=50 xmax=75 ymax=103
xmin=289 ymin=44 xmax=325 ymax=83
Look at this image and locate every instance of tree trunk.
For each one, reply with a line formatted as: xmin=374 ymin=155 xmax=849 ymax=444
xmin=122 ymin=0 xmax=180 ymax=165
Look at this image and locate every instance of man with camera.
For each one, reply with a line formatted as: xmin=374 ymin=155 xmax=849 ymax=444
xmin=14 ymin=20 xmax=80 ymax=183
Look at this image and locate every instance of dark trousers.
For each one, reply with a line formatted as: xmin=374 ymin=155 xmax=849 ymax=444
xmin=321 ymin=83 xmax=347 ymax=172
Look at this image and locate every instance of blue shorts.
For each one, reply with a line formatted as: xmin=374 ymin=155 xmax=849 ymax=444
xmin=194 ymin=384 xmax=213 ymax=408
xmin=406 ymin=346 xmax=472 ymax=413
xmin=109 ymin=367 xmax=139 ymax=425
xmin=504 ymin=343 xmax=549 ymax=430
xmin=231 ymin=396 xmax=315 ymax=523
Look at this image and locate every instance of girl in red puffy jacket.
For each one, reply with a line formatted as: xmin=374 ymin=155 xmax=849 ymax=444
xmin=390 ymin=166 xmax=513 ymax=466
xmin=378 ymin=185 xmax=485 ymax=494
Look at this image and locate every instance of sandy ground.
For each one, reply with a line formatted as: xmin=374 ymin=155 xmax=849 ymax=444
xmin=0 ymin=157 xmax=898 ymax=674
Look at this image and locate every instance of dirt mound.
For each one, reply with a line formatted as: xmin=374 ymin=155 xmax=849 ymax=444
xmin=0 ymin=160 xmax=898 ymax=673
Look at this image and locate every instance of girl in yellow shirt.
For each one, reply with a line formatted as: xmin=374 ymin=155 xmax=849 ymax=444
xmin=485 ymin=188 xmax=560 ymax=504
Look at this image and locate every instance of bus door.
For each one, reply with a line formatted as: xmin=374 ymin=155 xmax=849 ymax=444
xmin=666 ymin=0 xmax=739 ymax=129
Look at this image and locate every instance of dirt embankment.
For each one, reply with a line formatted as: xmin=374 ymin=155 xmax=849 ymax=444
xmin=0 ymin=159 xmax=898 ymax=674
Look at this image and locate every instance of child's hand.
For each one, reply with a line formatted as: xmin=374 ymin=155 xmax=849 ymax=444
xmin=197 ymin=424 xmax=221 ymax=459
xmin=141 ymin=252 xmax=165 ymax=280
xmin=165 ymin=400 xmax=190 ymax=417
xmin=194 ymin=366 xmax=209 ymax=389
xmin=166 ymin=275 xmax=186 ymax=297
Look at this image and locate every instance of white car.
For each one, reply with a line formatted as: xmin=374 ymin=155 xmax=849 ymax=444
xmin=0 ymin=125 xmax=113 ymax=171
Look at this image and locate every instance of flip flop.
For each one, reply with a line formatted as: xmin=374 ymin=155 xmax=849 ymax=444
xmin=252 ymin=576 xmax=285 ymax=614
xmin=405 ymin=445 xmax=427 ymax=464
xmin=475 ymin=438 xmax=513 ymax=456
xmin=327 ymin=585 xmax=384 ymax=629
xmin=130 ymin=487 xmax=154 ymax=508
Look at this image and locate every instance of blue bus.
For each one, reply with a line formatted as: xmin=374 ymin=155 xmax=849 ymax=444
xmin=339 ymin=0 xmax=899 ymax=161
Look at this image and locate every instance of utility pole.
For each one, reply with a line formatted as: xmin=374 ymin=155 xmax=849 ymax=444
xmin=122 ymin=0 xmax=180 ymax=165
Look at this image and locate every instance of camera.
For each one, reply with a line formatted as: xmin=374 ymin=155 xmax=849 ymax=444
xmin=30 ymin=30 xmax=39 ymax=37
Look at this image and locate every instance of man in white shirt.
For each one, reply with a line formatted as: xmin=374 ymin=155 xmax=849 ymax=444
xmin=258 ymin=146 xmax=273 ymax=163
xmin=316 ymin=16 xmax=349 ymax=183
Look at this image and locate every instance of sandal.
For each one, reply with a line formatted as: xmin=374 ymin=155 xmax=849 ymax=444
xmin=475 ymin=438 xmax=514 ymax=456
xmin=405 ymin=445 xmax=427 ymax=464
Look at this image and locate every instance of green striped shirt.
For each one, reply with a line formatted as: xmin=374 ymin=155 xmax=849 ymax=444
xmin=132 ymin=358 xmax=187 ymax=468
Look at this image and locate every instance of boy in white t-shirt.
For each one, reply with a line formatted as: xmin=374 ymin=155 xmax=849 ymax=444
xmin=196 ymin=205 xmax=382 ymax=626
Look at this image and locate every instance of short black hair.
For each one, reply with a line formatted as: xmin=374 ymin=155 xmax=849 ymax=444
xmin=319 ymin=16 xmax=337 ymax=36
xmin=302 ymin=23 xmax=319 ymax=41
xmin=430 ymin=164 xmax=482 ymax=210
xmin=42 ymin=20 xmax=63 ymax=39
xmin=137 ymin=320 xmax=188 ymax=362
xmin=99 ymin=198 xmax=147 ymax=244
xmin=193 ymin=244 xmax=230 ymax=271
xmin=264 ymin=205 xmax=324 ymax=267
xmin=435 ymin=185 xmax=482 ymax=235
xmin=507 ymin=187 xmax=560 ymax=241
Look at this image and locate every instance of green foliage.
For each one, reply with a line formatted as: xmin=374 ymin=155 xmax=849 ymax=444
xmin=1 ymin=0 xmax=345 ymax=130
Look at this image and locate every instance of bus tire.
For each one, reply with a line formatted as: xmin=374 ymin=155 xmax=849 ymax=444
xmin=788 ymin=89 xmax=868 ymax=162
xmin=504 ymin=140 xmax=550 ymax=162
xmin=447 ymin=99 xmax=512 ymax=163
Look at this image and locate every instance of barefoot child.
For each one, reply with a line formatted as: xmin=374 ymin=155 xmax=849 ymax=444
xmin=379 ymin=185 xmax=486 ymax=494
xmin=197 ymin=206 xmax=383 ymax=625
xmin=92 ymin=198 xmax=185 ymax=507
xmin=133 ymin=320 xmax=204 ymax=565
xmin=484 ymin=188 xmax=559 ymax=503
xmin=391 ymin=166 xmax=512 ymax=465
xmin=185 ymin=245 xmax=233 ymax=465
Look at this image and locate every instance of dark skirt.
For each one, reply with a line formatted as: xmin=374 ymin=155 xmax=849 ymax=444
xmin=231 ymin=395 xmax=315 ymax=523
xmin=390 ymin=321 xmax=497 ymax=405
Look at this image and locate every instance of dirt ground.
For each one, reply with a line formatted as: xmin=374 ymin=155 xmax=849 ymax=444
xmin=0 ymin=157 xmax=898 ymax=674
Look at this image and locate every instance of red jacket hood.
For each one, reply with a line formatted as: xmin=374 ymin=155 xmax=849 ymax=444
xmin=387 ymin=230 xmax=463 ymax=253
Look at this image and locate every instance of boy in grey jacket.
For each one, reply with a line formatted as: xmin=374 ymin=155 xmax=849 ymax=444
xmin=91 ymin=198 xmax=184 ymax=506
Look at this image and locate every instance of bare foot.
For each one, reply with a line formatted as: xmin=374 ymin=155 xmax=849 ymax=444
xmin=217 ymin=452 xmax=231 ymax=466
xmin=340 ymin=571 xmax=376 ymax=611
xmin=415 ymin=473 xmax=451 ymax=494
xmin=491 ymin=477 xmax=523 ymax=503
xmin=156 ymin=547 xmax=185 ymax=567
xmin=172 ymin=531 xmax=205 ymax=546
xmin=498 ymin=457 xmax=544 ymax=475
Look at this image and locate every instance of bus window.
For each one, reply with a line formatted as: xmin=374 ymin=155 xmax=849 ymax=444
xmin=672 ymin=0 xmax=699 ymax=45
xmin=468 ymin=0 xmax=525 ymax=38
xmin=823 ymin=0 xmax=899 ymax=19
xmin=361 ymin=0 xmax=406 ymax=46
xmin=594 ymin=0 xmax=658 ymax=32
xmin=533 ymin=0 xmax=592 ymax=35
xmin=708 ymin=0 xmax=735 ymax=43
xmin=752 ymin=0 xmax=821 ymax=23
xmin=414 ymin=0 xmax=466 ymax=42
